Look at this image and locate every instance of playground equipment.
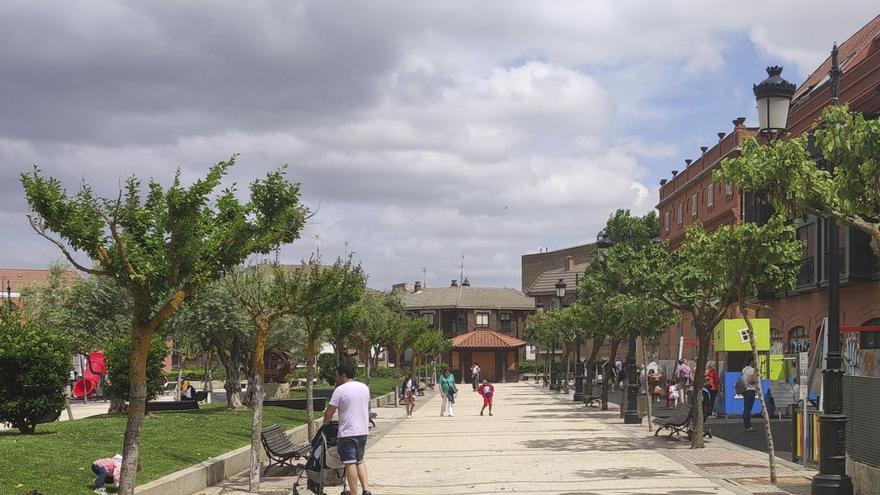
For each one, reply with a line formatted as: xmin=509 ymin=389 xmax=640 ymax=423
xmin=72 ymin=352 xmax=106 ymax=399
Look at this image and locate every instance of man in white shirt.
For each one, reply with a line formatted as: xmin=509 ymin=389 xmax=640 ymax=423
xmin=741 ymin=358 xmax=758 ymax=432
xmin=324 ymin=364 xmax=372 ymax=495
xmin=470 ymin=362 xmax=481 ymax=391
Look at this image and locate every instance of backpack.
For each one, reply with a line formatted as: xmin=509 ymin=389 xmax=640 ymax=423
xmin=734 ymin=379 xmax=746 ymax=395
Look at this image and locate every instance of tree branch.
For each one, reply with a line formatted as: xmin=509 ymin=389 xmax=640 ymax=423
xmin=27 ymin=214 xmax=110 ymax=276
xmin=98 ymin=199 xmax=139 ymax=280
xmin=144 ymin=283 xmax=195 ymax=334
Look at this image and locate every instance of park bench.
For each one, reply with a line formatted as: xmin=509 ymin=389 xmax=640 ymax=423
xmin=653 ymin=402 xmax=713 ymax=440
xmin=146 ymin=400 xmax=199 ymax=412
xmin=369 ymin=411 xmax=377 ymax=428
xmin=260 ymin=423 xmax=310 ymax=475
xmin=264 ymin=398 xmax=328 ymax=411
xmin=583 ymin=395 xmax=601 ymax=408
xmin=769 ymin=381 xmax=797 ymax=419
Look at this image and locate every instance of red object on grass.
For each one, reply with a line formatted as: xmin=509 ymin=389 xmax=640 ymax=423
xmin=72 ymin=377 xmax=98 ymax=398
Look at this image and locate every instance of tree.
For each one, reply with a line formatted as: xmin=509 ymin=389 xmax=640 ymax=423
xmin=717 ymin=106 xmax=880 ymax=255
xmin=525 ymin=311 xmax=558 ymax=386
xmin=413 ymin=328 xmax=451 ymax=386
xmin=104 ymin=336 xmax=168 ymax=409
xmin=0 ymin=306 xmax=69 ymax=434
xmin=294 ymin=257 xmax=366 ymax=438
xmin=166 ymin=282 xmax=253 ymax=410
xmin=712 ymin=217 xmax=802 ymax=482
xmin=387 ymin=312 xmax=427 ymax=406
xmin=224 ymin=262 xmax=304 ymax=492
xmin=348 ymin=292 xmax=395 ymax=385
xmin=21 ymin=157 xmax=308 ymax=494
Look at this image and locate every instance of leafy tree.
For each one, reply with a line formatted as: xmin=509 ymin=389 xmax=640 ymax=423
xmin=104 ymin=336 xmax=168 ymax=409
xmin=717 ymin=106 xmax=880 ymax=255
xmin=0 ymin=306 xmax=69 ymax=434
xmin=712 ymin=217 xmax=802 ymax=481
xmin=348 ymin=292 xmax=395 ymax=384
xmin=21 ymin=157 xmax=307 ymax=494
xmin=293 ymin=257 xmax=366 ymax=438
xmin=386 ymin=311 xmax=427 ymax=406
xmin=224 ymin=262 xmax=305 ymax=492
xmin=412 ymin=326 xmax=451 ymax=386
xmin=318 ymin=352 xmax=358 ymax=385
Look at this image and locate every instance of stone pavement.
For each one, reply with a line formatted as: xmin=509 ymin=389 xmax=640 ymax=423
xmin=192 ymin=382 xmax=815 ymax=495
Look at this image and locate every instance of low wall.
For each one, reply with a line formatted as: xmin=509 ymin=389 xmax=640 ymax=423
xmin=134 ymin=390 xmax=396 ymax=495
xmin=847 ymin=457 xmax=880 ymax=495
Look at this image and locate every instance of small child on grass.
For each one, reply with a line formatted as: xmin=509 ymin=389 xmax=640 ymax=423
xmin=479 ymin=378 xmax=494 ymax=416
xmin=91 ymin=454 xmax=140 ymax=494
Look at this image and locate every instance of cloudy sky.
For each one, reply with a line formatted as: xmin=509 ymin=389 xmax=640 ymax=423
xmin=0 ymin=2 xmax=876 ymax=290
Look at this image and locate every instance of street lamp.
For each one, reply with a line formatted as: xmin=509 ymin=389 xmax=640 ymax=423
xmin=808 ymin=45 xmax=852 ymax=495
xmin=753 ymin=66 xmax=795 ymax=138
xmin=5 ymin=280 xmax=11 ymax=303
xmin=554 ymin=278 xmax=566 ymax=391
xmin=573 ymin=272 xmax=585 ymax=401
xmin=595 ymin=233 xmax=613 ymax=410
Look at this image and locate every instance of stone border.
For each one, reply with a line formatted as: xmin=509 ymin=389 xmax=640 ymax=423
xmin=134 ymin=390 xmax=397 ymax=495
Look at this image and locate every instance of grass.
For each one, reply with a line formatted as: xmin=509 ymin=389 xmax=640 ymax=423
xmin=0 ymin=405 xmax=307 ymax=495
xmin=0 ymin=379 xmax=398 ymax=495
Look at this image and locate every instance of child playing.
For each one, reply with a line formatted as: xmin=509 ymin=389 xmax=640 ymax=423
xmin=479 ymin=378 xmax=494 ymax=416
xmin=91 ymin=454 xmax=122 ymax=494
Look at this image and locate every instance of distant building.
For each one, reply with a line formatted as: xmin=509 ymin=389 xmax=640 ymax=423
xmin=0 ymin=267 xmax=78 ymax=306
xmin=399 ymin=279 xmax=534 ymax=382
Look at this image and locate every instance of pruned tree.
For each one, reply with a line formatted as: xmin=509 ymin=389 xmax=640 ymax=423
xmin=348 ymin=291 xmax=394 ymax=385
xmin=294 ymin=256 xmax=366 ymax=438
xmin=224 ymin=263 xmax=305 ymax=492
xmin=387 ymin=311 xmax=428 ymax=406
xmin=20 ymin=157 xmax=307 ymax=494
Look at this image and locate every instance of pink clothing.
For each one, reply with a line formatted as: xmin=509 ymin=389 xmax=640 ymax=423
xmin=329 ymin=380 xmax=371 ymax=438
xmin=94 ymin=457 xmax=122 ymax=480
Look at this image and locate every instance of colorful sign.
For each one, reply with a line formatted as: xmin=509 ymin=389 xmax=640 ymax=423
xmin=713 ymin=318 xmax=770 ymax=352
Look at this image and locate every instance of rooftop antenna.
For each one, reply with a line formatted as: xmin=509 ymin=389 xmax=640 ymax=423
xmin=422 ymin=266 xmax=427 ymax=288
xmin=274 ymin=246 xmax=280 ymax=266
xmin=459 ymin=254 xmax=465 ymax=287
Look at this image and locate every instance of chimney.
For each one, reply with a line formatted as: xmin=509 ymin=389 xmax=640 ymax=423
xmin=659 ymin=179 xmax=668 ymax=186
xmin=451 ymin=279 xmax=458 ymax=287
xmin=685 ymin=159 xmax=692 ymax=166
xmin=565 ymin=256 xmax=575 ymax=272
xmin=671 ymin=170 xmax=678 ymax=177
xmin=733 ymin=117 xmax=746 ymax=127
xmin=700 ymin=146 xmax=708 ymax=154
xmin=414 ymin=281 xmax=422 ymax=292
xmin=462 ymin=278 xmax=471 ymax=287
xmin=717 ymin=132 xmax=726 ymax=141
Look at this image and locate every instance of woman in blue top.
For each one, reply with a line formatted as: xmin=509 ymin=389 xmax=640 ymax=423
xmin=439 ymin=368 xmax=456 ymax=417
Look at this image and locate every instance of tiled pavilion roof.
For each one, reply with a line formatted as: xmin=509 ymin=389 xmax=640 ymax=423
xmin=450 ymin=330 xmax=527 ymax=349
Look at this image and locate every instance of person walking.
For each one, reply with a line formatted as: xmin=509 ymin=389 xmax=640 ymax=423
xmin=403 ymin=372 xmax=418 ymax=417
xmin=648 ymin=370 xmax=662 ymax=403
xmin=479 ymin=378 xmax=494 ymax=416
xmin=741 ymin=357 xmax=758 ymax=432
xmin=470 ymin=362 xmax=481 ymax=391
xmin=439 ymin=367 xmax=456 ymax=417
xmin=323 ymin=364 xmax=373 ymax=495
xmin=705 ymin=362 xmax=719 ymax=418
xmin=676 ymin=359 xmax=692 ymax=403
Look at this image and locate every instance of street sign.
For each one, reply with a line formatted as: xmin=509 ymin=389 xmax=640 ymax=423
xmin=798 ymin=351 xmax=809 ymax=400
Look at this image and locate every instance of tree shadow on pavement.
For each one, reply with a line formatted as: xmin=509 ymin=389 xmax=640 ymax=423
xmin=574 ymin=466 xmax=670 ymax=480
xmin=519 ymin=435 xmax=644 ymax=452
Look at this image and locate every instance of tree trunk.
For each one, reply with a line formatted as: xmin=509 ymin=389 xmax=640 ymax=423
xmin=363 ymin=346 xmax=372 ymax=386
xmin=690 ymin=323 xmax=712 ymax=449
xmin=175 ymin=353 xmax=185 ymax=402
xmin=643 ymin=337 xmax=653 ymax=431
xmin=64 ymin=386 xmax=74 ymax=421
xmin=740 ymin=300 xmax=777 ymax=483
xmin=585 ymin=336 xmax=605 ymax=396
xmin=204 ymin=353 xmax=213 ymax=404
xmin=563 ymin=346 xmax=571 ymax=395
xmin=248 ymin=320 xmax=270 ymax=493
xmin=213 ymin=339 xmax=246 ymax=410
xmin=117 ymin=328 xmax=153 ymax=495
xmin=393 ymin=346 xmax=401 ymax=408
xmin=306 ymin=342 xmax=317 ymax=439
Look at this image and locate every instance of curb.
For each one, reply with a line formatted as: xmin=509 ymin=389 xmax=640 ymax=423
xmin=134 ymin=390 xmax=397 ymax=495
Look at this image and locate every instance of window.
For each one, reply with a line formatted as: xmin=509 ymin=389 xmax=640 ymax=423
xmin=691 ymin=193 xmax=697 ymax=216
xmin=725 ymin=183 xmax=733 ymax=197
xmin=707 ymin=183 xmax=714 ymax=207
xmin=677 ymin=203 xmax=683 ymax=225
xmin=860 ymin=318 xmax=880 ymax=350
xmin=664 ymin=211 xmax=670 ymax=232
xmin=476 ymin=312 xmax=489 ymax=327
xmin=421 ymin=312 xmax=434 ymax=327
xmin=500 ymin=312 xmax=512 ymax=332
xmin=536 ymin=303 xmax=544 ymax=313
xmin=789 ymin=326 xmax=809 ymax=353
xmin=770 ymin=328 xmax=783 ymax=354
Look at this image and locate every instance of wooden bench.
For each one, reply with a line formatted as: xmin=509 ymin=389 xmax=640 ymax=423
xmin=146 ymin=400 xmax=199 ymax=412
xmin=654 ymin=403 xmax=713 ymax=440
xmin=260 ymin=424 xmax=310 ymax=475
xmin=264 ymin=398 xmax=328 ymax=411
xmin=583 ymin=395 xmax=601 ymax=408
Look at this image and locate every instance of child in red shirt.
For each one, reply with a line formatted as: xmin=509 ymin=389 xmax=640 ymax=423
xmin=479 ymin=378 xmax=494 ymax=416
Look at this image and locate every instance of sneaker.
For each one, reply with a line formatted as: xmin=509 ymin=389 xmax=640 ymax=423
xmin=480 ymin=411 xmax=483 ymax=416
xmin=94 ymin=489 xmax=107 ymax=495
xmin=745 ymin=427 xmax=756 ymax=432
xmin=489 ymin=412 xmax=493 ymax=416
xmin=363 ymin=491 xmax=373 ymax=495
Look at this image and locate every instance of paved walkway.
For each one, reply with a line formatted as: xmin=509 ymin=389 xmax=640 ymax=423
xmin=193 ymin=382 xmax=815 ymax=495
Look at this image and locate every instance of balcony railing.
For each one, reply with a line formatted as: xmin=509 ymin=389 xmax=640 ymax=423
xmin=796 ymin=256 xmax=816 ymax=287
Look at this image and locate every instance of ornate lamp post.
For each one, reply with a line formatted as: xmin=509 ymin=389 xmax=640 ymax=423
xmin=595 ymin=234 xmax=614 ymax=410
xmin=554 ymin=278 xmax=566 ymax=391
xmin=5 ymin=280 xmax=11 ymax=303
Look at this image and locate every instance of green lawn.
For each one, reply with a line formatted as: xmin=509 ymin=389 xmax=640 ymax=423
xmin=288 ymin=377 xmax=397 ymax=399
xmin=0 ymin=406 xmax=307 ymax=495
xmin=0 ymin=379 xmax=398 ymax=495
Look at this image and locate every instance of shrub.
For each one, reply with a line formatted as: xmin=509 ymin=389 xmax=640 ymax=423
xmin=317 ymin=352 xmax=358 ymax=384
xmin=374 ymin=366 xmax=396 ymax=378
xmin=518 ymin=360 xmax=540 ymax=375
xmin=0 ymin=306 xmax=69 ymax=434
xmin=105 ymin=336 xmax=168 ymax=404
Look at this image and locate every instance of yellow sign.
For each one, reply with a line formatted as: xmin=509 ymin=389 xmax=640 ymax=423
xmin=713 ymin=318 xmax=770 ymax=352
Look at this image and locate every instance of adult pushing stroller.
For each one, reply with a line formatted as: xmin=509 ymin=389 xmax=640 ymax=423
xmin=293 ymin=421 xmax=348 ymax=495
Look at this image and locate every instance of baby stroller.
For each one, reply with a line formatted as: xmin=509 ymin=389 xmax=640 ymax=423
xmin=293 ymin=421 xmax=348 ymax=495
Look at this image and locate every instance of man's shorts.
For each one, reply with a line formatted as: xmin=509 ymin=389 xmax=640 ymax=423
xmin=337 ymin=435 xmax=367 ymax=465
